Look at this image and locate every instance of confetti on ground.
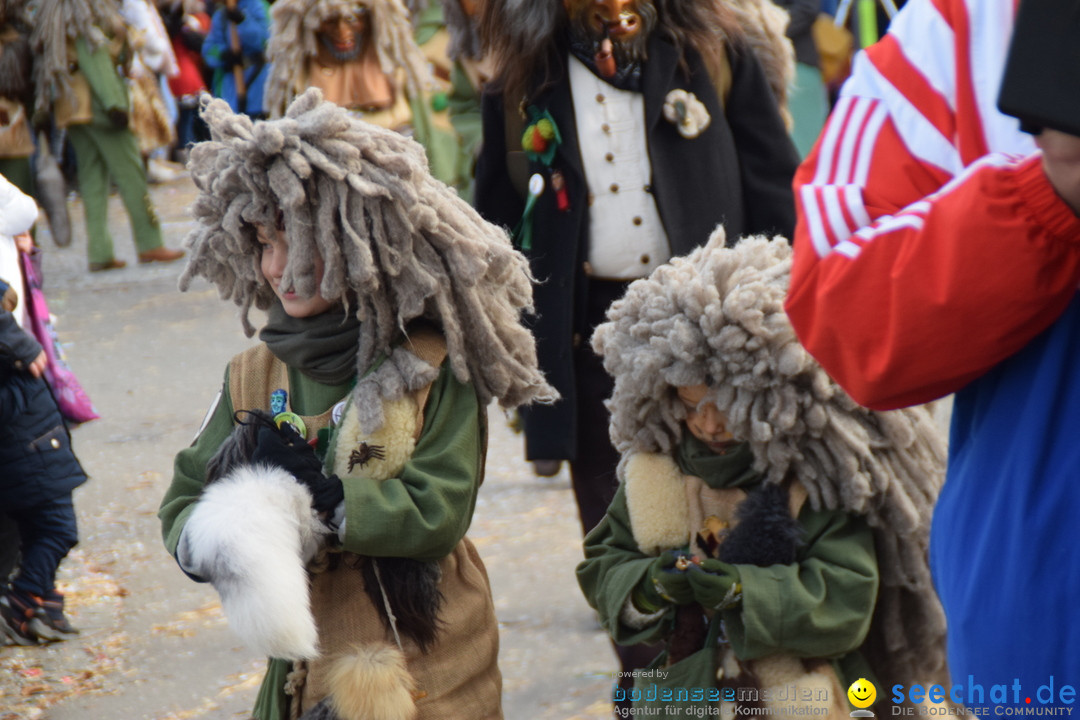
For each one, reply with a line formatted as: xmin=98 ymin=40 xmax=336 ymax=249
xmin=0 ymin=549 xmax=126 ymax=717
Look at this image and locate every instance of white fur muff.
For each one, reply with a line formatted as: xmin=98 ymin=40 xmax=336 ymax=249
xmin=178 ymin=464 xmax=329 ymax=660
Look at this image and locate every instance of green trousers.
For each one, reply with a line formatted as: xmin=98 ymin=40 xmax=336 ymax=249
xmin=67 ymin=123 xmax=163 ymax=264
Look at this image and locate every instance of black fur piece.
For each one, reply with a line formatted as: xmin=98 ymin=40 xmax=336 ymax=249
xmin=296 ymin=697 xmax=341 ymax=720
xmin=718 ymin=483 xmax=803 ymax=566
xmin=204 ymin=409 xmax=279 ymax=484
xmin=361 ymin=556 xmax=445 ymax=653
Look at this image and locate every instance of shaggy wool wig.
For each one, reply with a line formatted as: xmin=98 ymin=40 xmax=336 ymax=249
xmin=263 ymin=0 xmax=432 ymax=118
xmin=593 ymin=230 xmax=948 ymax=691
xmin=180 ymin=88 xmax=555 ymax=414
xmin=30 ymin=0 xmax=124 ymax=116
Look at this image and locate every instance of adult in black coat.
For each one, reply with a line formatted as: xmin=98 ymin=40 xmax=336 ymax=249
xmin=475 ymin=0 xmax=797 ymax=531
xmin=0 ymin=277 xmax=86 ymax=644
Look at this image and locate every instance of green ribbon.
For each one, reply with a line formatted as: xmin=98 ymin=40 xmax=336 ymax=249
xmin=512 ymin=184 xmax=540 ymax=251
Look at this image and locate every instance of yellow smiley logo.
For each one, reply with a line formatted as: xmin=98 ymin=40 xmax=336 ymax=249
xmin=847 ymin=678 xmax=877 ymax=709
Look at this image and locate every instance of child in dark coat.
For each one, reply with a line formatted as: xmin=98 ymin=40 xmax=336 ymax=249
xmin=0 ymin=179 xmax=86 ymax=645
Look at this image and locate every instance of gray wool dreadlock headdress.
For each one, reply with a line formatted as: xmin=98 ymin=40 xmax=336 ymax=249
xmin=30 ymin=0 xmax=124 ymax=117
xmin=592 ymin=230 xmax=948 ymax=692
xmin=263 ymin=0 xmax=433 ymax=119
xmin=180 ymin=88 xmax=556 ymax=427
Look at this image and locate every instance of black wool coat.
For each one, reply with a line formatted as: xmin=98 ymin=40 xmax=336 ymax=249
xmin=474 ymin=34 xmax=799 ymax=461
xmin=0 ymin=307 xmax=87 ymax=510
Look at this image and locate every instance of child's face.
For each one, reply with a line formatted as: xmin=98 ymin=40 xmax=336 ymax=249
xmin=257 ymin=224 xmax=336 ymax=319
xmin=677 ymin=384 xmax=736 ymax=453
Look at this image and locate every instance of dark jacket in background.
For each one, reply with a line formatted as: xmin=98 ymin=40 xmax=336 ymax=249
xmin=474 ymin=34 xmax=798 ymax=462
xmin=774 ymin=0 xmax=823 ymax=68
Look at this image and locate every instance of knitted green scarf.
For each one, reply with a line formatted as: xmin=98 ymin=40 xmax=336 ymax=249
xmin=676 ymin=436 xmax=760 ymax=490
xmin=259 ymin=301 xmax=360 ymax=385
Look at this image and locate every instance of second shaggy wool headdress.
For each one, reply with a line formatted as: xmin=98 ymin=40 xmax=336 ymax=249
xmin=263 ymin=0 xmax=433 ymax=119
xmin=592 ymin=230 xmax=949 ymax=693
xmin=180 ymin=88 xmax=556 ymax=424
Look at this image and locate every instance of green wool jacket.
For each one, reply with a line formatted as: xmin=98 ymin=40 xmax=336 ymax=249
xmin=160 ymin=359 xmax=482 ymax=561
xmin=75 ymin=37 xmax=130 ymax=127
xmin=576 ymin=437 xmax=880 ymax=689
xmin=158 ymin=355 xmax=483 ymax=720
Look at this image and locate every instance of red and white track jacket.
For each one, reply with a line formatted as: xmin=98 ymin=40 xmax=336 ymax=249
xmin=784 ymin=0 xmax=1080 ymax=410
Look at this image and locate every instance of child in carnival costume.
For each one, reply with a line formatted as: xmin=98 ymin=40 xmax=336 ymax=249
xmin=577 ymin=232 xmax=949 ymax=716
xmin=158 ymin=87 xmax=555 ymax=720
xmin=263 ymin=0 xmax=465 ymax=191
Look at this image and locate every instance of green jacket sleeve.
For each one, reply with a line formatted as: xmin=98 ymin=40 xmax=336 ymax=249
xmin=578 ymin=482 xmax=880 ymax=659
xmin=577 ymin=484 xmax=675 ymax=647
xmin=340 ymin=362 xmax=483 ymax=562
xmin=722 ymin=505 xmax=879 ymax=660
xmin=158 ymin=374 xmax=235 ymax=557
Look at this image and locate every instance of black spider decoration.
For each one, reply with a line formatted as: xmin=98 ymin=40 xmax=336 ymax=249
xmin=348 ymin=443 xmax=386 ymax=472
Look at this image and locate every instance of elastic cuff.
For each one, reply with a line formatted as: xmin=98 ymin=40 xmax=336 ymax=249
xmin=621 ymin=595 xmax=667 ymax=630
xmin=1015 ymin=155 xmax=1080 ymax=245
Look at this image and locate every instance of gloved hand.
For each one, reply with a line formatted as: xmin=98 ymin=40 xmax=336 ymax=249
xmin=220 ymin=47 xmax=243 ymax=70
xmin=225 ymin=7 xmax=245 ymax=24
xmin=634 ymin=550 xmax=697 ymax=612
xmin=687 ymin=558 xmax=741 ymax=610
xmin=106 ymin=107 xmax=129 ymax=129
xmin=251 ymin=424 xmax=344 ymax=513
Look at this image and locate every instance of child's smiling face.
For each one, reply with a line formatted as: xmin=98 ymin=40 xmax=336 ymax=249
xmin=676 ymin=384 xmax=737 ymax=453
xmin=257 ymin=223 xmax=336 ymax=319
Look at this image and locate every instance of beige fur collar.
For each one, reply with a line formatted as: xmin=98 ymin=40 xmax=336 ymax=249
xmin=622 ymin=452 xmax=692 ymax=555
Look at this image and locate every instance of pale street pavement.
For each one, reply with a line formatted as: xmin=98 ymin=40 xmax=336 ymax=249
xmin=0 ymin=174 xmax=617 ymax=719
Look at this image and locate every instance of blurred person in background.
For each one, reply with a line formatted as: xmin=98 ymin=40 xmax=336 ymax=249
xmin=263 ymin=0 xmax=466 ymax=191
xmin=160 ymin=0 xmax=212 ymax=162
xmin=31 ymin=0 xmax=184 ymax=271
xmin=202 ymin=0 xmax=269 ymax=117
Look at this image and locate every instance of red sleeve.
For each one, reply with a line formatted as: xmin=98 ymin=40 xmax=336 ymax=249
xmin=786 ymin=107 xmax=1080 ymax=410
